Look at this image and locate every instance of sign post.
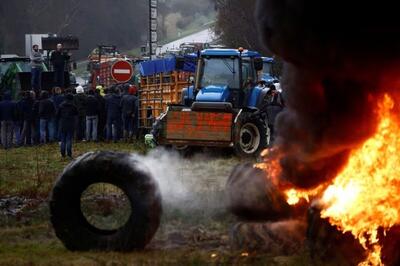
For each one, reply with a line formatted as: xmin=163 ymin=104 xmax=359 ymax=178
xmin=111 ymin=60 xmax=133 ymax=83
xmin=149 ymin=0 xmax=158 ymax=60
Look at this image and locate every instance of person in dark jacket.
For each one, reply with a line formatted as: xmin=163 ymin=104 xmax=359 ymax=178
xmin=95 ymin=88 xmax=106 ymax=141
xmin=14 ymin=92 xmax=24 ymax=146
xmin=18 ymin=91 xmax=36 ymax=146
xmin=50 ymin=43 xmax=69 ymax=88
xmin=0 ymin=92 xmax=16 ymax=149
xmin=105 ymin=88 xmax=122 ymax=142
xmin=85 ymin=90 xmax=99 ymax=141
xmin=31 ymin=91 xmax=40 ymax=145
xmin=51 ymin=87 xmax=65 ymax=140
xmin=57 ymin=93 xmax=78 ymax=158
xmin=266 ymin=85 xmax=284 ymax=145
xmin=38 ymin=91 xmax=56 ymax=143
xmin=121 ymin=85 xmax=138 ymax=142
xmin=73 ymin=86 xmax=87 ymax=141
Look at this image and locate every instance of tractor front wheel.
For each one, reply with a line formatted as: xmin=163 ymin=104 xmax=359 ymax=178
xmin=234 ymin=114 xmax=267 ymax=158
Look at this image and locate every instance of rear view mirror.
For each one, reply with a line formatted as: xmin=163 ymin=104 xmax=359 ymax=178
xmin=254 ymin=58 xmax=263 ymax=71
xmin=175 ymin=57 xmax=185 ymax=70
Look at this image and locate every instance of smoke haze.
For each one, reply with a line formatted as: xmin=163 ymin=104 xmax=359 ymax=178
xmin=256 ymin=0 xmax=400 ymax=188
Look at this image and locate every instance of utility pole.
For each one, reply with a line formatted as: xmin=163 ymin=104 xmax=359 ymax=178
xmin=149 ymin=0 xmax=158 ymax=60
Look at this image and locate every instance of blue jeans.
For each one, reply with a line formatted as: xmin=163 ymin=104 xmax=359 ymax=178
xmin=60 ymin=130 xmax=73 ymax=157
xmin=14 ymin=121 xmax=22 ymax=145
xmin=31 ymin=67 xmax=42 ymax=91
xmin=40 ymin=119 xmax=55 ymax=143
xmin=86 ymin=116 xmax=98 ymax=141
xmin=20 ymin=120 xmax=33 ymax=145
xmin=106 ymin=116 xmax=121 ymax=141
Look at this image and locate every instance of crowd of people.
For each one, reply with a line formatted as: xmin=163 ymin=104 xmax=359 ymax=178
xmin=0 ymin=84 xmax=139 ymax=158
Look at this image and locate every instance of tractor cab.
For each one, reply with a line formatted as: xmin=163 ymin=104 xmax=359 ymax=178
xmin=181 ymin=48 xmax=263 ymax=109
xmin=260 ymin=57 xmax=280 ymax=90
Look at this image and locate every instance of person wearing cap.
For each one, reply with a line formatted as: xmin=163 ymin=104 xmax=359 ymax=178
xmin=73 ymin=86 xmax=87 ymax=141
xmin=57 ymin=93 xmax=78 ymax=159
xmin=50 ymin=43 xmax=70 ymax=88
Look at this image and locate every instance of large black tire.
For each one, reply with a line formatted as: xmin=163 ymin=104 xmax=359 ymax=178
xmin=50 ymin=151 xmax=162 ymax=251
xmin=307 ymin=206 xmax=366 ymax=265
xmin=234 ymin=113 xmax=267 ymax=158
xmin=226 ymin=163 xmax=292 ymax=221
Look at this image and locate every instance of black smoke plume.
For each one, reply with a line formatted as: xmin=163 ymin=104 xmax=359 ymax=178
xmin=256 ymin=0 xmax=400 ymax=188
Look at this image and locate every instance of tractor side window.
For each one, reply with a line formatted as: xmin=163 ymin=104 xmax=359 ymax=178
xmin=242 ymin=59 xmax=254 ymax=87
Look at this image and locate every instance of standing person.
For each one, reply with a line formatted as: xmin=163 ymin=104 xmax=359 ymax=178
xmin=14 ymin=92 xmax=25 ymax=146
xmin=105 ymin=88 xmax=122 ymax=142
xmin=266 ymin=85 xmax=284 ymax=145
xmin=38 ymin=91 xmax=56 ymax=143
xmin=31 ymin=91 xmax=40 ymax=145
xmin=50 ymin=44 xmax=69 ymax=89
xmin=51 ymin=87 xmax=65 ymax=140
xmin=0 ymin=92 xmax=16 ymax=149
xmin=30 ymin=45 xmax=44 ymax=93
xmin=85 ymin=90 xmax=99 ymax=142
xmin=73 ymin=86 xmax=87 ymax=141
xmin=57 ymin=93 xmax=78 ymax=159
xmin=19 ymin=91 xmax=35 ymax=146
xmin=121 ymin=85 xmax=137 ymax=142
xmin=95 ymin=88 xmax=106 ymax=141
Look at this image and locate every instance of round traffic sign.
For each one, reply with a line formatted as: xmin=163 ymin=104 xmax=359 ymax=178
xmin=111 ymin=60 xmax=133 ymax=83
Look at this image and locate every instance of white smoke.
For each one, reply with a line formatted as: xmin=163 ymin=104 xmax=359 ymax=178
xmin=130 ymin=148 xmax=238 ymax=212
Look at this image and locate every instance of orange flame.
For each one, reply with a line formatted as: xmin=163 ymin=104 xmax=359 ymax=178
xmin=285 ymin=94 xmax=400 ymax=265
xmin=319 ymin=94 xmax=400 ymax=265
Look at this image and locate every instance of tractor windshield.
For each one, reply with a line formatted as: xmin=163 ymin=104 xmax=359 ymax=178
xmin=200 ymin=57 xmax=240 ymax=88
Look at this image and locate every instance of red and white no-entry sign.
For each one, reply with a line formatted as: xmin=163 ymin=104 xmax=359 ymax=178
xmin=111 ymin=60 xmax=133 ymax=83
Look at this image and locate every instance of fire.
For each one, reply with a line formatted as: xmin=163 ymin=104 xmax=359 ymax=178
xmin=285 ymin=185 xmax=325 ymax=205
xmin=285 ymin=94 xmax=400 ymax=265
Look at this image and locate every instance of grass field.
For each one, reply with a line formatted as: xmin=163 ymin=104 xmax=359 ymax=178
xmin=0 ymin=142 xmax=314 ymax=265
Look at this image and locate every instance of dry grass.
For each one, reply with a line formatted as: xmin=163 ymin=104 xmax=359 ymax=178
xmin=0 ymin=143 xmax=315 ymax=265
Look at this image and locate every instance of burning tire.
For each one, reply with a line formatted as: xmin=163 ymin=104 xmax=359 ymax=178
xmin=50 ymin=151 xmax=162 ymax=251
xmin=226 ymin=163 xmax=291 ymax=221
xmin=307 ymin=206 xmax=367 ymax=265
xmin=234 ymin=114 xmax=267 ymax=157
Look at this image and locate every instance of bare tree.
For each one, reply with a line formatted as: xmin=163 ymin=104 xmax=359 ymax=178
xmin=215 ymin=0 xmax=270 ymax=55
xmin=56 ymin=0 xmax=81 ymax=35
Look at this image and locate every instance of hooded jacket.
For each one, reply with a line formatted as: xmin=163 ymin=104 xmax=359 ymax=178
xmin=57 ymin=96 xmax=78 ymax=133
xmin=105 ymin=93 xmax=122 ymax=119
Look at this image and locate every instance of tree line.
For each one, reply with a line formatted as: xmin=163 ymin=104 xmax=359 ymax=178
xmin=0 ymin=0 xmax=213 ymax=59
xmin=0 ymin=0 xmax=270 ymax=60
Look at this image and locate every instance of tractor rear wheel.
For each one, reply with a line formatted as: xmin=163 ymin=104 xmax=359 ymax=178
xmin=234 ymin=114 xmax=267 ymax=157
xmin=50 ymin=151 xmax=162 ymax=251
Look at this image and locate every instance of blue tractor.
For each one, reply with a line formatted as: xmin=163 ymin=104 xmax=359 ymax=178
xmin=260 ymin=57 xmax=280 ymax=86
xmin=148 ymin=48 xmax=271 ymax=157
